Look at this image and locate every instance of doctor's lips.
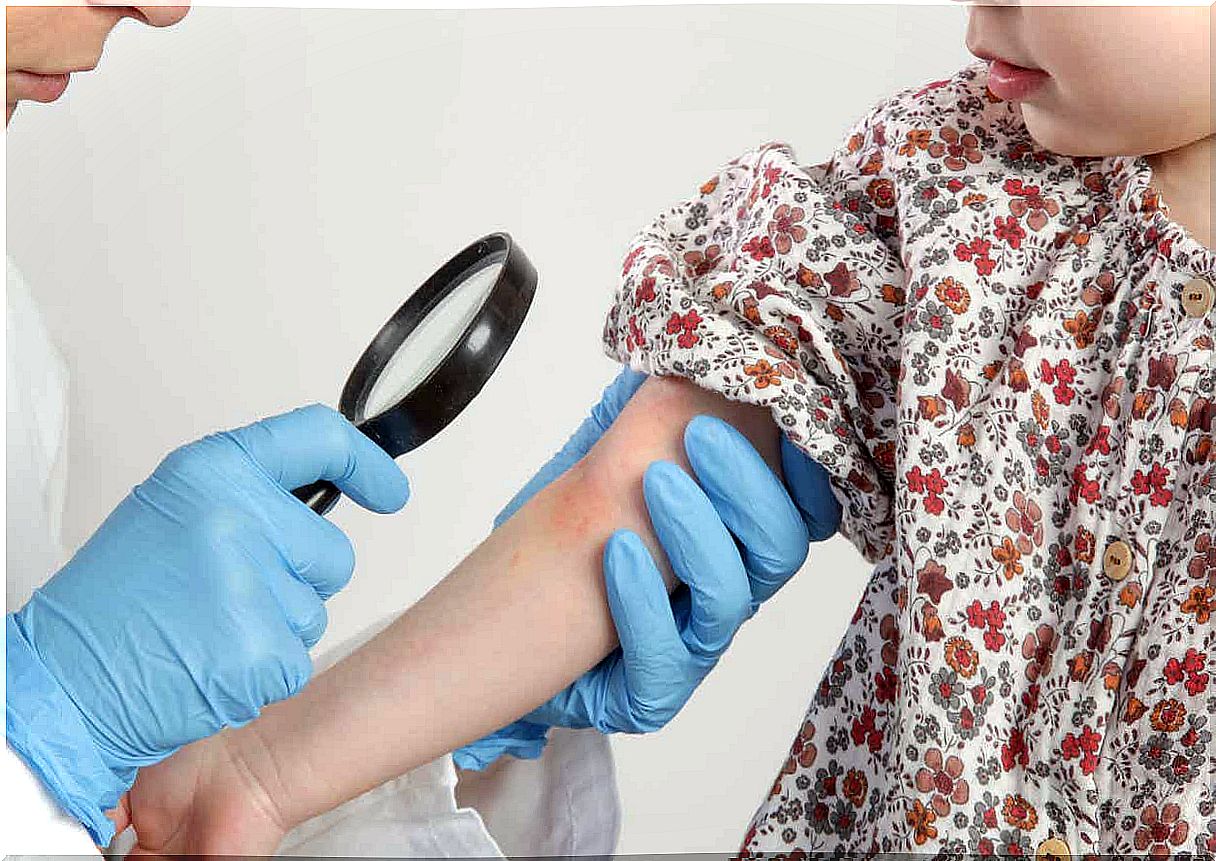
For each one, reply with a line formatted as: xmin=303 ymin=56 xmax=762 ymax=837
xmin=968 ymin=45 xmax=1050 ymax=102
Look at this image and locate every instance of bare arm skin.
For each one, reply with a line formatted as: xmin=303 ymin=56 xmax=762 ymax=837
xmin=121 ymin=376 xmax=781 ymax=848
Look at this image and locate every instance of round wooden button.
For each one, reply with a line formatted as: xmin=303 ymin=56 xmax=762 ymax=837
xmin=1036 ymin=837 xmax=1071 ymax=861
xmin=1103 ymin=540 xmax=1133 ymax=581
xmin=1181 ymin=278 xmax=1214 ymax=318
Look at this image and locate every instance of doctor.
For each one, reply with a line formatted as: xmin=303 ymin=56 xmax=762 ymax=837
xmin=5 ymin=6 xmax=840 ymax=856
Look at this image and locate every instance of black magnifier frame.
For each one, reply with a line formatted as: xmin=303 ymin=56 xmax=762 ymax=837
xmin=293 ymin=232 xmax=537 ymax=516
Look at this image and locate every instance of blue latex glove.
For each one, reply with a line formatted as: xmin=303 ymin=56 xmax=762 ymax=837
xmin=453 ymin=370 xmax=841 ymax=769
xmin=6 ymin=404 xmax=410 ymax=845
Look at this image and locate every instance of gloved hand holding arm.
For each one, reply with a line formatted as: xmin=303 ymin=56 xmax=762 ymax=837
xmin=455 ymin=370 xmax=841 ymax=768
xmin=5 ymin=405 xmax=409 ymax=846
xmin=115 ymin=374 xmax=834 ymax=856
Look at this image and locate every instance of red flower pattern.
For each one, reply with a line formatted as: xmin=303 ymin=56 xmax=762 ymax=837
xmin=602 ymin=63 xmax=1214 ymax=856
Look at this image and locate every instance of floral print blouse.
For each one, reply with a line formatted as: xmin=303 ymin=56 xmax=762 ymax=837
xmin=603 ymin=62 xmax=1214 ymax=857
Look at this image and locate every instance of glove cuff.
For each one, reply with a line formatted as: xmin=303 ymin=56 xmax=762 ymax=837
xmin=6 ymin=615 xmax=124 ymax=846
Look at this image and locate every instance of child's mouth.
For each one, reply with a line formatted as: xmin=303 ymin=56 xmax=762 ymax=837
xmin=986 ymin=59 xmax=1049 ymax=102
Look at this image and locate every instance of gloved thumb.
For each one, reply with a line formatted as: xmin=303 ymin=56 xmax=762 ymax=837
xmin=226 ymin=404 xmax=410 ymax=514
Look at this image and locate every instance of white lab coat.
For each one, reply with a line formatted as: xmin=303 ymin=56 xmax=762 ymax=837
xmin=4 ymin=259 xmax=621 ymax=857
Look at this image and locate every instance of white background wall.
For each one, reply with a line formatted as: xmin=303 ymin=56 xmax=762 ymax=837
xmin=6 ymin=6 xmax=970 ymax=853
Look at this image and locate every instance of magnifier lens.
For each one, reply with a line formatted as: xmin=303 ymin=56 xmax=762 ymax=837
xmin=361 ymin=260 xmax=504 ymax=419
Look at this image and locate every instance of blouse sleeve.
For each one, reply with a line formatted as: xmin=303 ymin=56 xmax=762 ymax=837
xmin=602 ymin=112 xmax=905 ymax=563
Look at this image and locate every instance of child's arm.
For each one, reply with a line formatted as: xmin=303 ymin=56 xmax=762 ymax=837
xmin=224 ymin=375 xmax=781 ymax=831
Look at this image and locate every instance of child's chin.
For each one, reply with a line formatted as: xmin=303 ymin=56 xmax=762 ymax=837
xmin=1020 ymin=106 xmax=1121 ymax=159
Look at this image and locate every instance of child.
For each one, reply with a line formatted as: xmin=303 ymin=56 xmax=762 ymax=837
xmin=603 ymin=5 xmax=1213 ymax=857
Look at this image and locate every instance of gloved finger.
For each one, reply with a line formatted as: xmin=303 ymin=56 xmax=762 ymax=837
xmin=780 ymin=435 xmax=843 ymax=541
xmin=251 ymin=620 xmax=314 ymax=707
xmin=211 ymin=555 xmax=315 ymax=723
xmin=603 ymin=528 xmax=685 ymax=663
xmin=261 ymin=566 xmax=329 ymax=648
xmin=642 ymin=462 xmax=751 ymax=659
xmin=605 ymin=529 xmax=691 ymax=732
xmin=603 ymin=530 xmax=690 ymax=666
xmin=232 ymin=528 xmax=334 ymax=646
xmin=494 ymin=369 xmax=648 ymax=528
xmin=225 ymin=404 xmax=410 ymax=514
xmin=268 ymin=498 xmax=358 ymax=600
xmin=684 ymin=416 xmax=810 ymax=605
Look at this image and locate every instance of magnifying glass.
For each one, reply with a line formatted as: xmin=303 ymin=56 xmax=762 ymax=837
xmin=293 ymin=232 xmax=537 ymax=516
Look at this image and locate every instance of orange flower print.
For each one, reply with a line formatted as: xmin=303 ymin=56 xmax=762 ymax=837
xmin=1001 ymin=793 xmax=1039 ymax=831
xmin=944 ymin=637 xmax=979 ymax=679
xmin=918 ymin=396 xmax=947 ymax=421
xmin=1124 ymin=696 xmax=1147 ymax=723
xmin=992 ymin=537 xmax=1024 ymax=580
xmin=957 ymin=423 xmax=976 ymax=448
xmin=866 ymin=177 xmax=896 ymax=209
xmin=1008 ymin=359 xmax=1030 ymax=392
xmin=1062 ymin=311 xmax=1099 ymax=349
xmin=1119 ymin=582 xmax=1142 ymax=609
xmin=928 ymin=127 xmax=983 ymax=171
xmin=899 ymin=129 xmax=933 ymax=158
xmin=1031 ymin=391 xmax=1050 ymax=430
xmin=1181 ymin=585 xmax=1214 ymax=624
xmin=934 ymin=277 xmax=970 ymax=314
xmin=744 ymin=360 xmax=782 ymax=389
xmin=698 ymin=177 xmax=719 ymax=195
xmin=1170 ymin=397 xmax=1190 ymax=429
xmin=921 ymin=604 xmax=945 ymax=642
xmin=1150 ymin=698 xmax=1187 ymax=733
xmin=1132 ymin=389 xmax=1155 ymax=420
xmin=906 ymin=799 xmax=938 ymax=845
xmin=859 ymin=152 xmax=885 ymax=177
xmin=881 ymin=283 xmax=906 ymax=305
xmin=1075 ymin=526 xmax=1096 ymax=564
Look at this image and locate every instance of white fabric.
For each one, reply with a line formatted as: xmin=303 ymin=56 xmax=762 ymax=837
xmin=6 ymin=258 xmax=69 ymax=612
xmin=4 ymin=258 xmax=621 ymax=858
xmin=3 ymin=260 xmax=97 ymax=855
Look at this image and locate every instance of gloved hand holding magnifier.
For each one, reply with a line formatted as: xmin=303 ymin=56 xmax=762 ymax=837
xmin=294 ymin=232 xmax=537 ymax=515
xmin=6 ymin=233 xmax=536 ymax=847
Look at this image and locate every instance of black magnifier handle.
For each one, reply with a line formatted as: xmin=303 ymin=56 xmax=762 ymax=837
xmin=293 ymin=480 xmax=341 ymax=517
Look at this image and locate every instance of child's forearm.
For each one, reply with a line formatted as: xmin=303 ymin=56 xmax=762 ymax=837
xmin=227 ymin=376 xmax=781 ymax=830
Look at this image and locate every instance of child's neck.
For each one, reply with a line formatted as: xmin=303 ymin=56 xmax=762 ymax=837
xmin=1146 ymin=135 xmax=1214 ymax=250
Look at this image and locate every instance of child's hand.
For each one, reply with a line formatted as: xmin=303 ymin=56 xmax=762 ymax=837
xmin=107 ymin=730 xmax=289 ymax=856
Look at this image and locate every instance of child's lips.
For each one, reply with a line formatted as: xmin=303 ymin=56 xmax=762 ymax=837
xmin=986 ymin=59 xmax=1049 ymax=103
